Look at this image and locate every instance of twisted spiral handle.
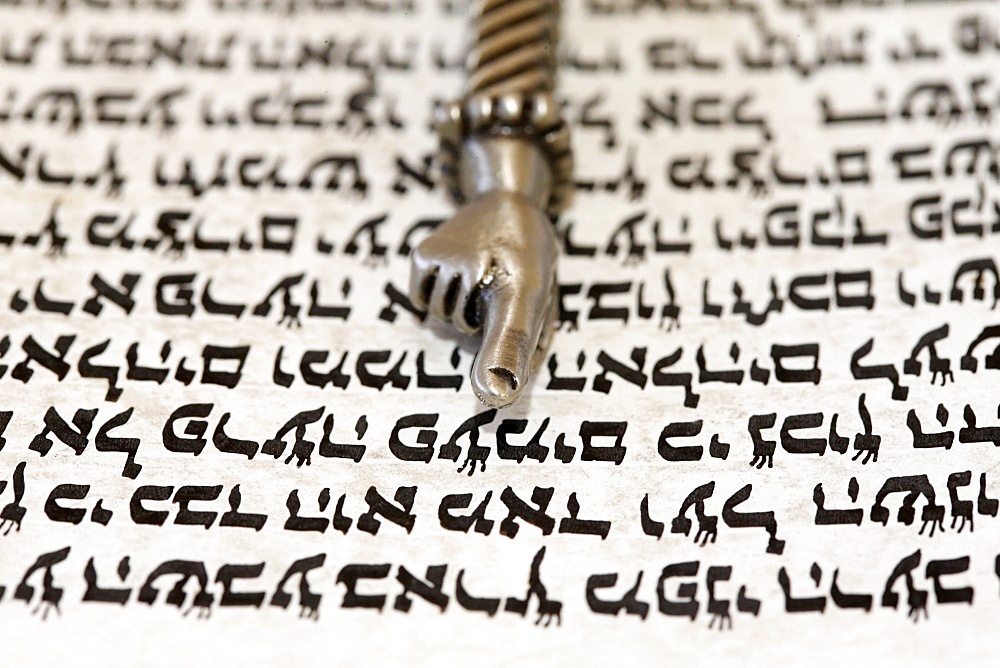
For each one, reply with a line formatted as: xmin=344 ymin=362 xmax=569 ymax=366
xmin=467 ymin=0 xmax=560 ymax=98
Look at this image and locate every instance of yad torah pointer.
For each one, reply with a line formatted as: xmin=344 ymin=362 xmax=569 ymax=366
xmin=410 ymin=0 xmax=572 ymax=408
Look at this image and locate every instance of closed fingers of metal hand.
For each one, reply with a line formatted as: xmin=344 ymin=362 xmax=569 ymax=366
xmin=410 ymin=262 xmax=438 ymax=312
xmin=428 ymin=269 xmax=463 ymax=322
xmin=452 ymin=257 xmax=491 ymax=334
xmin=455 ymin=280 xmax=485 ymax=334
xmin=452 ymin=262 xmax=495 ymax=333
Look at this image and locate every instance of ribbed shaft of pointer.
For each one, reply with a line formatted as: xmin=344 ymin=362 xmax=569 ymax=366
xmin=467 ymin=0 xmax=559 ymax=98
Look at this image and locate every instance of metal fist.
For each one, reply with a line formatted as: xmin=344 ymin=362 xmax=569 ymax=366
xmin=410 ymin=173 xmax=559 ymax=408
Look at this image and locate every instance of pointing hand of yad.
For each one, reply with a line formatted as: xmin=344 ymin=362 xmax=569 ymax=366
xmin=409 ymin=0 xmax=571 ymax=409
xmin=410 ymin=170 xmax=559 ymax=409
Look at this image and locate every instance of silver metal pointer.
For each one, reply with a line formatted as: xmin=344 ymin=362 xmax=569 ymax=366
xmin=410 ymin=0 xmax=572 ymax=408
